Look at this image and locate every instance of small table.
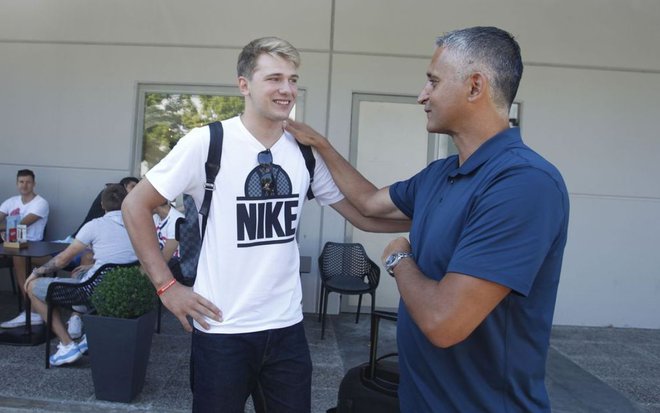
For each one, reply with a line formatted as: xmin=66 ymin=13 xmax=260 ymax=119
xmin=0 ymin=241 xmax=69 ymax=345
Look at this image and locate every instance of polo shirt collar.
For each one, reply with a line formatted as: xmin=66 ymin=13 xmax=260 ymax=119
xmin=449 ymin=127 xmax=522 ymax=178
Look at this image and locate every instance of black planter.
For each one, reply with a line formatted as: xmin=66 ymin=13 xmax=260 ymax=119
xmin=82 ymin=310 xmax=157 ymax=403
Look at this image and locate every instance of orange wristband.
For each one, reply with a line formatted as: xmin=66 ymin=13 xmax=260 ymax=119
xmin=156 ymin=278 xmax=177 ymax=296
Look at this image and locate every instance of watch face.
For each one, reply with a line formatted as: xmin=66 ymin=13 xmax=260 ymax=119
xmin=386 ymin=253 xmax=399 ymax=275
xmin=386 ymin=254 xmax=397 ymax=267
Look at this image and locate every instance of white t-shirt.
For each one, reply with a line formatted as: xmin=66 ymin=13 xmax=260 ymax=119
xmin=153 ymin=207 xmax=184 ymax=259
xmin=0 ymin=195 xmax=49 ymax=241
xmin=146 ymin=116 xmax=344 ymax=334
xmin=75 ymin=210 xmax=138 ymax=281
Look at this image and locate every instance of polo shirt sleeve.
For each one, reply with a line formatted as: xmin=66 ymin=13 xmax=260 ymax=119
xmin=447 ymin=167 xmax=567 ymax=296
xmin=74 ymin=219 xmax=96 ymax=248
xmin=389 ymin=166 xmax=431 ymax=219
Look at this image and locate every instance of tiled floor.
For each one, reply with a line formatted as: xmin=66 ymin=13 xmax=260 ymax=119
xmin=550 ymin=325 xmax=660 ymax=412
xmin=330 ymin=314 xmax=658 ymax=413
xmin=0 ymin=290 xmax=658 ymax=412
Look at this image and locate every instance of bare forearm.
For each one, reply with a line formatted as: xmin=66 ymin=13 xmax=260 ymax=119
xmin=20 ymin=213 xmax=41 ymax=227
xmin=122 ymin=188 xmax=172 ymax=289
xmin=122 ymin=180 xmax=222 ymax=332
xmin=285 ymin=120 xmax=402 ymax=218
xmin=31 ymin=241 xmax=85 ymax=276
xmin=333 ymin=199 xmax=410 ymax=233
xmin=33 ymin=256 xmax=66 ymax=276
xmin=315 ymin=141 xmax=382 ymax=215
xmin=393 ymin=260 xmax=449 ymax=342
xmin=383 ymin=237 xmax=463 ymax=348
xmin=354 ymin=217 xmax=411 ymax=233
xmin=395 ymin=261 xmax=511 ymax=348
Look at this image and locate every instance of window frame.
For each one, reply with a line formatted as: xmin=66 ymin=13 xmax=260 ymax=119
xmin=131 ymin=83 xmax=306 ymax=176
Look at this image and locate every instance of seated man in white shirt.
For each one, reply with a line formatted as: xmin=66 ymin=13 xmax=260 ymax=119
xmin=22 ymin=184 xmax=138 ymax=367
xmin=0 ymin=169 xmax=49 ymax=327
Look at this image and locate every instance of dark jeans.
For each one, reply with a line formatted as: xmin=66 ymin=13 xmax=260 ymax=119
xmin=191 ymin=321 xmax=312 ymax=413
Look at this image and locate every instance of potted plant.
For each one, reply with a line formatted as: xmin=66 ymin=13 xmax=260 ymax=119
xmin=82 ymin=265 xmax=157 ymax=403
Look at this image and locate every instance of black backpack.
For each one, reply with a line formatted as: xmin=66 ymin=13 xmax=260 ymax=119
xmin=172 ymin=121 xmax=316 ymax=286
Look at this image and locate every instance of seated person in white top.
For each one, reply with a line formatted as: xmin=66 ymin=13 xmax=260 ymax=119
xmin=153 ymin=201 xmax=184 ymax=265
xmin=23 ymin=184 xmax=138 ymax=367
xmin=0 ymin=169 xmax=49 ymax=328
xmin=60 ymin=177 xmax=141 ymax=339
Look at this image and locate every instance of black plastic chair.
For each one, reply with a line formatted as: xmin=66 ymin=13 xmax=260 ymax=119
xmin=44 ymin=262 xmax=139 ymax=368
xmin=317 ymin=242 xmax=380 ymax=339
xmin=0 ymin=255 xmax=22 ymax=312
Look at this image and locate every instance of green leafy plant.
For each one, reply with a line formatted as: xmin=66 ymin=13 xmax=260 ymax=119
xmin=91 ymin=266 xmax=157 ymax=319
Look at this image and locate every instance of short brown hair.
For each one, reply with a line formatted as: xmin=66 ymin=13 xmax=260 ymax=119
xmin=237 ymin=37 xmax=300 ymax=79
xmin=17 ymin=169 xmax=35 ymax=181
xmin=101 ymin=184 xmax=128 ymax=212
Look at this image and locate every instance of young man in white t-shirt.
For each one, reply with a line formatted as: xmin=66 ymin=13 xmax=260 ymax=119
xmin=0 ymin=169 xmax=50 ymax=327
xmin=23 ymin=184 xmax=138 ymax=366
xmin=123 ymin=37 xmax=410 ymax=412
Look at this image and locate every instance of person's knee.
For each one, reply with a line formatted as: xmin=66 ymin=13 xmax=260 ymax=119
xmin=26 ymin=278 xmax=37 ymax=295
xmin=26 ymin=283 xmax=41 ymax=303
xmin=27 ymin=279 xmax=47 ymax=302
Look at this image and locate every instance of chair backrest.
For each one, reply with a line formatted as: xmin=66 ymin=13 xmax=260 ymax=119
xmin=318 ymin=242 xmax=379 ymax=286
xmin=46 ymin=261 xmax=140 ymax=308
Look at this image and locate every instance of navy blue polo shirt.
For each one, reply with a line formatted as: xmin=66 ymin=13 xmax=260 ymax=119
xmin=390 ymin=127 xmax=569 ymax=412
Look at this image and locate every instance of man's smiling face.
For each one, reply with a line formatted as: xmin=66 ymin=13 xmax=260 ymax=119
xmin=240 ymin=53 xmax=299 ymax=123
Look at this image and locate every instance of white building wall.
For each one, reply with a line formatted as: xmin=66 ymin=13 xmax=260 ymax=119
xmin=0 ymin=0 xmax=658 ymax=327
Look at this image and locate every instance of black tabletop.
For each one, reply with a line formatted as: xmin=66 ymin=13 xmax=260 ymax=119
xmin=0 ymin=241 xmax=69 ymax=258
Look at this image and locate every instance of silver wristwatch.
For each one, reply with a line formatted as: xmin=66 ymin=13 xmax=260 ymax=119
xmin=385 ymin=252 xmax=414 ymax=276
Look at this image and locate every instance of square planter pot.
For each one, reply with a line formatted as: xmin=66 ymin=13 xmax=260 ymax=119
xmin=82 ymin=310 xmax=157 ymax=403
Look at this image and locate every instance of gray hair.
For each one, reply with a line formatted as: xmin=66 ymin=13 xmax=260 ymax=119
xmin=436 ymin=26 xmax=523 ymax=115
xmin=237 ymin=37 xmax=301 ymax=79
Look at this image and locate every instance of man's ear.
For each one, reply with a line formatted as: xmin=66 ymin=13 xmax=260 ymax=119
xmin=238 ymin=76 xmax=250 ymax=97
xmin=467 ymin=72 xmax=486 ymax=102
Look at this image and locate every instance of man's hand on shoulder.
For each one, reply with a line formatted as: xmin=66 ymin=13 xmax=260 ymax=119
xmin=159 ymin=282 xmax=223 ymax=332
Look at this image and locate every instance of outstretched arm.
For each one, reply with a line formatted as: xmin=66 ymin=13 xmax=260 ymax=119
xmin=285 ymin=120 xmax=407 ymax=220
xmin=24 ymin=240 xmax=87 ymax=290
xmin=122 ymin=179 xmax=221 ymax=332
xmin=330 ymin=199 xmax=410 ymax=233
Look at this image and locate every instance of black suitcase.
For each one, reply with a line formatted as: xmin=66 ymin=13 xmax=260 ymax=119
xmin=333 ymin=310 xmax=400 ymax=413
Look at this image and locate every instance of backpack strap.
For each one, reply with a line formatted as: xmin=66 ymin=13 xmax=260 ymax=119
xmin=199 ymin=121 xmax=224 ymax=239
xmin=297 ymin=142 xmax=316 ymax=200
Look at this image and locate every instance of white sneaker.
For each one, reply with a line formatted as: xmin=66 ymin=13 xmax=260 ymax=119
xmin=67 ymin=314 xmax=82 ymax=339
xmin=1 ymin=312 xmax=44 ymax=328
xmin=1 ymin=311 xmax=26 ymax=328
xmin=49 ymin=341 xmax=83 ymax=366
